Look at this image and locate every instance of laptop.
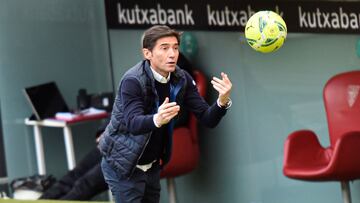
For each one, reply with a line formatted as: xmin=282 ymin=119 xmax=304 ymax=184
xmin=23 ymin=82 xmax=70 ymax=120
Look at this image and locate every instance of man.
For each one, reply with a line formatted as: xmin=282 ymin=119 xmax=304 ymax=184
xmin=98 ymin=25 xmax=232 ymax=203
xmin=39 ymin=121 xmax=109 ymax=200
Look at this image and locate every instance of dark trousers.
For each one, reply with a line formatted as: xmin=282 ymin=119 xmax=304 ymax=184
xmin=101 ymin=158 xmax=161 ymax=203
xmin=40 ymin=147 xmax=108 ymax=200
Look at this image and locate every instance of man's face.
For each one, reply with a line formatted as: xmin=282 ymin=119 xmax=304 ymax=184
xmin=143 ymin=36 xmax=179 ymax=77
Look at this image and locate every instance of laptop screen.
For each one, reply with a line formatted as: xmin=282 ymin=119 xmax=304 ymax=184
xmin=23 ymin=82 xmax=70 ymax=120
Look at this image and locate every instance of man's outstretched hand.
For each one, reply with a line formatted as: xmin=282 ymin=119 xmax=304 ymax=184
xmin=211 ymin=72 xmax=232 ymax=107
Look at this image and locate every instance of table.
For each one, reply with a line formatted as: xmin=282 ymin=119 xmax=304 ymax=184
xmin=25 ymin=113 xmax=108 ymax=175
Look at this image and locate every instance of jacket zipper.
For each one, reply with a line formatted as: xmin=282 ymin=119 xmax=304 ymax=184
xmin=128 ymin=132 xmax=152 ymax=179
xmin=128 ymin=69 xmax=158 ymax=179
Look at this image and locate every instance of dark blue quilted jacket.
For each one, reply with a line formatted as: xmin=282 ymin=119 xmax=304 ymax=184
xmin=98 ymin=60 xmax=227 ymax=178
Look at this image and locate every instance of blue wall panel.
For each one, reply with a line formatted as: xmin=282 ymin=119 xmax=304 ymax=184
xmin=108 ymin=30 xmax=360 ymax=203
xmin=0 ymin=0 xmax=112 ymax=180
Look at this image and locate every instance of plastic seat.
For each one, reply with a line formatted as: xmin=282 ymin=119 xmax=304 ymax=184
xmin=160 ymin=70 xmax=207 ymax=203
xmin=283 ymin=70 xmax=360 ymax=203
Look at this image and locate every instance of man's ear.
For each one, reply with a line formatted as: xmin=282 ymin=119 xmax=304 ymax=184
xmin=142 ymin=48 xmax=152 ymax=60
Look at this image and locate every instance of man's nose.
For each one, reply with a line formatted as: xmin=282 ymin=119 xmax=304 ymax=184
xmin=169 ymin=48 xmax=177 ymax=57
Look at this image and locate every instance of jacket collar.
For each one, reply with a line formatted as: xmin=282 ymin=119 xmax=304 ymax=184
xmin=150 ymin=66 xmax=171 ymax=83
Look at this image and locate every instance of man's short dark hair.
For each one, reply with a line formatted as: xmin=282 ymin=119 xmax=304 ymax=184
xmin=142 ymin=25 xmax=181 ymax=51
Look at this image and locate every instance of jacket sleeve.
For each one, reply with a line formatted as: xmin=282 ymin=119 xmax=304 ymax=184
xmin=120 ymin=77 xmax=157 ymax=134
xmin=183 ymin=72 xmax=227 ymax=128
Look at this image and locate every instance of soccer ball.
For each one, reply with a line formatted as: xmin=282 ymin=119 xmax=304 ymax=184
xmin=245 ymin=11 xmax=287 ymax=53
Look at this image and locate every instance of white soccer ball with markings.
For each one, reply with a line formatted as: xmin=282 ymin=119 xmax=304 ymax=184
xmin=245 ymin=11 xmax=287 ymax=53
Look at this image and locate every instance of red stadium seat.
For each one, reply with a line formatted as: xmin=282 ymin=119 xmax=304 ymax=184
xmin=160 ymin=70 xmax=207 ymax=203
xmin=283 ymin=70 xmax=360 ymax=203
